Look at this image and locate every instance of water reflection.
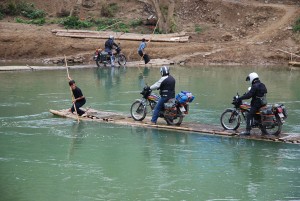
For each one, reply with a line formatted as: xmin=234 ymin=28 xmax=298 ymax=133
xmin=94 ymin=66 xmax=127 ymax=89
xmin=138 ymin=67 xmax=150 ymax=88
xmin=67 ymin=122 xmax=86 ymax=160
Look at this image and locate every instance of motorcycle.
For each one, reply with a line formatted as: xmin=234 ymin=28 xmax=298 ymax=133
xmin=93 ymin=44 xmax=127 ymax=67
xmin=130 ymin=87 xmax=194 ymax=126
xmin=220 ymin=93 xmax=287 ymax=135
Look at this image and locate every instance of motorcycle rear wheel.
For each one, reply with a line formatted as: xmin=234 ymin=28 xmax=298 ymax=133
xmin=130 ymin=100 xmax=147 ymax=121
xmin=260 ymin=115 xmax=282 ymax=136
xmin=165 ymin=111 xmax=184 ymax=126
xmin=117 ymin=54 xmax=127 ymax=66
xmin=220 ymin=109 xmax=241 ymax=130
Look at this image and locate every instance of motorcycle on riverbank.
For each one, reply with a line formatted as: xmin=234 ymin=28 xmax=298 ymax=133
xmin=130 ymin=87 xmax=194 ymax=126
xmin=93 ymin=44 xmax=127 ymax=67
xmin=220 ymin=93 xmax=287 ymax=135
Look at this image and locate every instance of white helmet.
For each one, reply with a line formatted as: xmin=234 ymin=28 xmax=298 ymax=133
xmin=246 ymin=72 xmax=259 ymax=84
xmin=109 ymin=35 xmax=114 ymax=40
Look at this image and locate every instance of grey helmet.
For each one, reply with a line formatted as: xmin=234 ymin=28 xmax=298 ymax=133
xmin=160 ymin=66 xmax=170 ymax=76
xmin=109 ymin=35 xmax=114 ymax=40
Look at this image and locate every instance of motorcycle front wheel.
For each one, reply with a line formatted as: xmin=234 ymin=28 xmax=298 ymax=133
xmin=220 ymin=109 xmax=241 ymax=130
xmin=130 ymin=100 xmax=147 ymax=121
xmin=165 ymin=110 xmax=184 ymax=126
xmin=117 ymin=54 xmax=127 ymax=66
xmin=260 ymin=115 xmax=282 ymax=136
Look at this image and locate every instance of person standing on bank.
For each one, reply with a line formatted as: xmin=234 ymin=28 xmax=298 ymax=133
xmin=105 ymin=35 xmax=118 ymax=67
xmin=149 ymin=66 xmax=175 ymax=124
xmin=237 ymin=72 xmax=267 ymax=135
xmin=68 ymin=79 xmax=86 ymax=117
xmin=138 ymin=38 xmax=150 ymax=64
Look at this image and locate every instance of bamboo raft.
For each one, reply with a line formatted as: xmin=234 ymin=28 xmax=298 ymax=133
xmin=51 ymin=29 xmax=190 ymax=42
xmin=49 ymin=108 xmax=300 ymax=144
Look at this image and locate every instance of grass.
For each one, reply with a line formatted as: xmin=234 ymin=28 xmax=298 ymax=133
xmin=15 ymin=17 xmax=45 ymax=25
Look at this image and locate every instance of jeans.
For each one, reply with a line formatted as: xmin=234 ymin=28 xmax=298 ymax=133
xmin=151 ymin=96 xmax=168 ymax=123
xmin=71 ymin=99 xmax=86 ymax=116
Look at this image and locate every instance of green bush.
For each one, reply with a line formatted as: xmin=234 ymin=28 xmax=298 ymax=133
xmin=113 ymin=22 xmax=129 ymax=32
xmin=195 ymin=24 xmax=202 ymax=33
xmin=101 ymin=3 xmax=118 ymax=17
xmin=5 ymin=2 xmax=18 ymax=15
xmin=60 ymin=16 xmax=93 ymax=29
xmin=293 ymin=17 xmax=300 ymax=32
xmin=95 ymin=18 xmax=119 ymax=30
xmin=129 ymin=19 xmax=143 ymax=28
xmin=3 ymin=1 xmax=45 ymax=19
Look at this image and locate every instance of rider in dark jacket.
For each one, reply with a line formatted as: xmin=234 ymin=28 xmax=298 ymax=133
xmin=238 ymin=72 xmax=267 ymax=135
xmin=149 ymin=66 xmax=176 ymax=124
xmin=104 ymin=35 xmax=118 ymax=67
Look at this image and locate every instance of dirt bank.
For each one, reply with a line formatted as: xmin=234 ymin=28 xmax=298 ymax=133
xmin=0 ymin=0 xmax=299 ymax=66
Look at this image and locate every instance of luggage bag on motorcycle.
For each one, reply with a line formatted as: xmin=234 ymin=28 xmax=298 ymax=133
xmin=101 ymin=51 xmax=108 ymax=62
xmin=176 ymin=91 xmax=195 ymax=104
xmin=164 ymin=98 xmax=177 ymax=117
xmin=260 ymin=105 xmax=275 ymax=126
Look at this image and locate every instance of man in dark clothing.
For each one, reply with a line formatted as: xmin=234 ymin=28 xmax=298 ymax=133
xmin=104 ymin=35 xmax=118 ymax=67
xmin=238 ymin=72 xmax=267 ymax=135
xmin=68 ymin=80 xmax=86 ymax=116
xmin=149 ymin=66 xmax=176 ymax=124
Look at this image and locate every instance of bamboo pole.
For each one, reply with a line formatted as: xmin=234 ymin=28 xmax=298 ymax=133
xmin=65 ymin=55 xmax=80 ymax=123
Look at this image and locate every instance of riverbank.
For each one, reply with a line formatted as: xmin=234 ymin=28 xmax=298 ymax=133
xmin=1 ymin=0 xmax=299 ymax=67
xmin=0 ymin=58 xmax=175 ymax=71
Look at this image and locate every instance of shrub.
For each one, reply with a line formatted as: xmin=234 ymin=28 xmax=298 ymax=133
xmin=3 ymin=1 xmax=45 ymax=19
xmin=101 ymin=3 xmax=118 ymax=17
xmin=113 ymin=22 xmax=129 ymax=32
xmin=95 ymin=18 xmax=119 ymax=31
xmin=129 ymin=19 xmax=143 ymax=28
xmin=195 ymin=24 xmax=202 ymax=33
xmin=293 ymin=17 xmax=300 ymax=32
xmin=5 ymin=2 xmax=18 ymax=15
xmin=60 ymin=16 xmax=93 ymax=29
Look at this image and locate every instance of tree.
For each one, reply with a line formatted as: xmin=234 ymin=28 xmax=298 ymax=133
xmin=140 ymin=0 xmax=176 ymax=33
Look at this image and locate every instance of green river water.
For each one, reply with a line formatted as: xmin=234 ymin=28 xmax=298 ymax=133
xmin=0 ymin=66 xmax=299 ymax=201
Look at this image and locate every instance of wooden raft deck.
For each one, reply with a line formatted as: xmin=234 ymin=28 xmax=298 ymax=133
xmin=49 ymin=109 xmax=300 ymax=144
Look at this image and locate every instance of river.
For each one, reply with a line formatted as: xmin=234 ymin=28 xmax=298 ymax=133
xmin=0 ymin=65 xmax=299 ymax=201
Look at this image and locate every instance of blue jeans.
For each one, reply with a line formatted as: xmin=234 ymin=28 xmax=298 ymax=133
xmin=151 ymin=96 xmax=168 ymax=123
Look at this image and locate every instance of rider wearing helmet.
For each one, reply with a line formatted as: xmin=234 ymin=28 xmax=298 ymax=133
xmin=104 ymin=35 xmax=118 ymax=67
xmin=149 ymin=66 xmax=176 ymax=124
xmin=238 ymin=72 xmax=268 ymax=135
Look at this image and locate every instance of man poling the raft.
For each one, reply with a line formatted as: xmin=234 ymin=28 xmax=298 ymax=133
xmin=64 ymin=56 xmax=86 ymax=122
